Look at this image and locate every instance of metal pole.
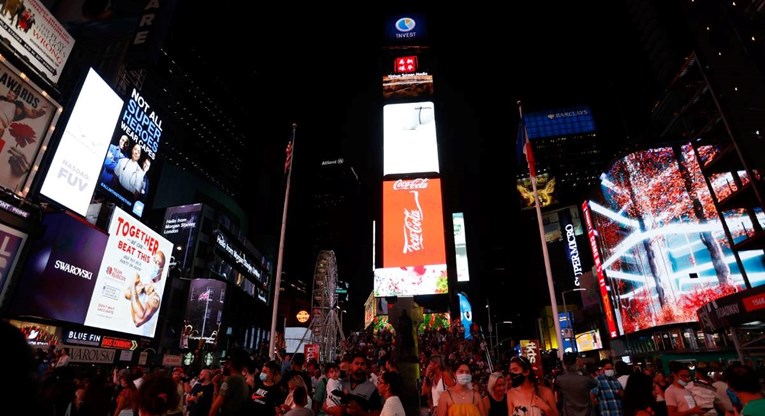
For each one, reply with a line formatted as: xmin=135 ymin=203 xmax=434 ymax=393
xmin=518 ymin=101 xmax=564 ymax=361
xmin=269 ymin=123 xmax=297 ymax=360
xmin=486 ymin=301 xmax=494 ymax=359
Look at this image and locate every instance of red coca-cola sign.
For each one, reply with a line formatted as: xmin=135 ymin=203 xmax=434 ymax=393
xmin=383 ymin=178 xmax=446 ymax=268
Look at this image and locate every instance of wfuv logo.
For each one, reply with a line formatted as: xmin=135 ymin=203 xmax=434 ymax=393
xmin=395 ymin=17 xmax=416 ymax=33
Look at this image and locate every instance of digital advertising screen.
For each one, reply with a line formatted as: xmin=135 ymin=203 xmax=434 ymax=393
xmin=587 ymin=144 xmax=765 ymax=335
xmin=0 ymin=58 xmax=61 ymax=197
xmin=9 ymin=319 xmax=61 ymax=348
xmin=575 ymin=329 xmax=603 ymax=352
xmin=382 ymin=47 xmax=434 ymax=101
xmin=97 ymin=88 xmax=163 ymax=217
xmin=453 ymin=212 xmax=471 ymax=282
xmin=83 ymin=207 xmax=173 ymax=338
xmin=364 ymin=291 xmax=375 ymax=329
xmin=523 ymin=106 xmax=596 ymax=140
xmin=517 ymin=172 xmax=557 ymax=209
xmin=382 ymin=178 xmax=446 ymax=268
xmin=383 ymin=14 xmax=428 ymax=45
xmin=374 ymin=264 xmax=448 ymax=297
xmin=0 ymin=222 xmax=26 ymax=308
xmin=8 ymin=212 xmax=108 ymax=324
xmin=40 ymin=68 xmax=122 ymax=216
xmin=0 ymin=0 xmax=74 ymax=83
xmin=543 ymin=205 xmax=584 ymax=243
xmin=162 ymin=204 xmax=202 ymax=272
xmin=184 ymin=278 xmax=226 ymax=347
xmin=383 ymin=101 xmax=439 ymax=176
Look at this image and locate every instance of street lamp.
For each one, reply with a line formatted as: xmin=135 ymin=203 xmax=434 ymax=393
xmin=495 ymin=321 xmax=513 ymax=359
xmin=561 ymin=288 xmax=586 ymax=353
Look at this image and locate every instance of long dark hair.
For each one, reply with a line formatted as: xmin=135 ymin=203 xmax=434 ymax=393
xmin=623 ymin=371 xmax=655 ymax=416
xmin=510 ymin=356 xmax=540 ymax=394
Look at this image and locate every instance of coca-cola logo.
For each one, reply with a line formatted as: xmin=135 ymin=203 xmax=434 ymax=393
xmin=393 ymin=178 xmax=429 ymax=190
xmin=403 ymin=191 xmax=424 ymax=254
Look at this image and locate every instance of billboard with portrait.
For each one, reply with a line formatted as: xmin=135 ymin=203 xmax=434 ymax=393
xmin=8 ymin=212 xmax=108 ymax=324
xmin=84 ymin=207 xmax=173 ymax=338
xmin=587 ymin=144 xmax=765 ymax=335
xmin=575 ymin=329 xmax=603 ymax=352
xmin=97 ymin=88 xmax=163 ymax=217
xmin=0 ymin=58 xmax=61 ymax=197
xmin=383 ymin=101 xmax=439 ymax=176
xmin=39 ymin=68 xmax=121 ymax=216
xmin=184 ymin=278 xmax=226 ymax=347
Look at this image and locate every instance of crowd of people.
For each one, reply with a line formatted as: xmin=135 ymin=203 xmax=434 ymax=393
xmin=4 ymin=318 xmax=765 ymax=416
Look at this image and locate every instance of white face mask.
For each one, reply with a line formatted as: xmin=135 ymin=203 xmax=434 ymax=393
xmin=456 ymin=374 xmax=472 ymax=385
xmin=604 ymin=369 xmax=615 ymax=378
xmin=677 ymin=379 xmax=688 ymax=387
xmin=145 ymin=262 xmax=161 ymax=283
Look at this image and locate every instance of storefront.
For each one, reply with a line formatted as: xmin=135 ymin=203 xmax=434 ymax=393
xmin=697 ymin=285 xmax=765 ymax=362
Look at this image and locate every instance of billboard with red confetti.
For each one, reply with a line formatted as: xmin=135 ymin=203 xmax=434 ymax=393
xmin=586 ymin=144 xmax=765 ymax=335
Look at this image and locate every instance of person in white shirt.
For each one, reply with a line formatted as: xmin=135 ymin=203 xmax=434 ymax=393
xmin=378 ymin=370 xmax=405 ymax=416
xmin=56 ymin=347 xmax=70 ymax=367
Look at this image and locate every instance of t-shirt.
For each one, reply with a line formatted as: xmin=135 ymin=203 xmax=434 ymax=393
xmin=220 ymin=374 xmax=250 ymax=415
xmin=341 ymin=379 xmax=383 ymax=413
xmin=285 ymin=407 xmax=315 ymax=416
xmin=381 ymin=395 xmax=406 ymax=416
xmin=187 ymin=382 xmax=215 ymax=416
xmin=313 ymin=376 xmax=329 ymax=416
xmin=251 ymin=382 xmax=285 ymax=416
xmin=742 ymin=398 xmax=765 ymax=416
xmin=665 ymin=384 xmax=698 ymax=414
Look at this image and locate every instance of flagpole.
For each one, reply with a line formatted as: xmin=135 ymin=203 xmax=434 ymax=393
xmin=201 ymin=289 xmax=210 ymax=341
xmin=517 ymin=101 xmax=564 ymax=362
xmin=269 ymin=123 xmax=297 ymax=360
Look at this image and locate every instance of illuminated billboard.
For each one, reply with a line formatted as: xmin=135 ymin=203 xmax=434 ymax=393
xmin=0 ymin=223 xmax=27 ymax=308
xmin=9 ymin=212 xmax=109 ymax=325
xmin=523 ymin=106 xmax=595 ymax=139
xmin=0 ymin=58 xmax=63 ymax=197
xmin=0 ymin=0 xmax=74 ymax=83
xmin=40 ymin=68 xmax=121 ymax=216
xmin=374 ymin=264 xmax=447 ymax=297
xmin=384 ymin=14 xmax=428 ymax=45
xmin=364 ymin=292 xmax=375 ymax=329
xmin=84 ymin=207 xmax=173 ymax=338
xmin=382 ymin=48 xmax=434 ymax=101
xmin=575 ymin=329 xmax=603 ymax=352
xmin=543 ymin=206 xmax=583 ymax=243
xmin=383 ymin=178 xmax=446 ymax=268
xmin=184 ymin=278 xmax=226 ymax=347
xmin=162 ymin=204 xmax=202 ymax=271
xmin=517 ymin=172 xmax=557 ymax=209
xmin=453 ymin=212 xmax=471 ymax=282
xmin=97 ymin=88 xmax=163 ymax=217
xmin=587 ymin=144 xmax=765 ymax=335
xmin=383 ymin=101 xmax=439 ymax=176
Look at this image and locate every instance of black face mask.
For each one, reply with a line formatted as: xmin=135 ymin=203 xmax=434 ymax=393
xmin=340 ymin=371 xmax=347 ymax=379
xmin=510 ymin=373 xmax=525 ymax=387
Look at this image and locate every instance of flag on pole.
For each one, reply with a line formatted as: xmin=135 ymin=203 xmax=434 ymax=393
xmin=198 ymin=289 xmax=210 ymax=301
xmin=517 ymin=118 xmax=536 ymax=180
xmin=284 ymin=139 xmax=294 ymax=174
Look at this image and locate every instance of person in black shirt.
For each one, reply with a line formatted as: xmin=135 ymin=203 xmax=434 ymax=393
xmin=252 ymin=360 xmax=285 ymax=416
xmin=282 ymin=353 xmax=313 ymax=397
xmin=186 ymin=369 xmax=214 ymax=416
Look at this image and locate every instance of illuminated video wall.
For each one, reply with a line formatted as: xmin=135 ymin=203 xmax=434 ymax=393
xmin=587 ymin=144 xmax=765 ymax=335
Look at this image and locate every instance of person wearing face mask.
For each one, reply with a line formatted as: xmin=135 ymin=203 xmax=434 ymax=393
xmin=436 ymin=362 xmax=487 ymax=416
xmin=591 ymin=359 xmax=625 ymax=416
xmin=124 ymin=250 xmax=166 ymax=334
xmin=664 ymin=362 xmax=702 ymax=416
xmin=507 ymin=356 xmax=558 ymax=416
xmin=250 ymin=360 xmax=285 ymax=416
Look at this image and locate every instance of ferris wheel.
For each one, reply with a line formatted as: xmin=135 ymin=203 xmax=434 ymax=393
xmin=309 ymin=250 xmax=345 ymax=363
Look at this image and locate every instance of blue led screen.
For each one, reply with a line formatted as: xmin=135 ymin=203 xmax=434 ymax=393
xmin=524 ymin=106 xmax=596 ymax=139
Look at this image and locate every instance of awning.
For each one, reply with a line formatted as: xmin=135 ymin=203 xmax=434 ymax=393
xmin=696 ymin=285 xmax=765 ymax=332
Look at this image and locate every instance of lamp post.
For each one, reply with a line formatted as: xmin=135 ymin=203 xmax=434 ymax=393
xmin=495 ymin=321 xmax=513 ymax=359
xmin=486 ymin=302 xmax=493 ymax=358
xmin=562 ymin=288 xmax=586 ymax=353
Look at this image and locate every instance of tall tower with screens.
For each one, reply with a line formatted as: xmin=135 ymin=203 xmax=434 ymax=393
xmin=376 ymin=14 xmax=449 ymax=356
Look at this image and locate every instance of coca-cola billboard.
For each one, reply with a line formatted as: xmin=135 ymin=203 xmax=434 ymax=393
xmin=383 ymin=178 xmax=446 ymax=268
